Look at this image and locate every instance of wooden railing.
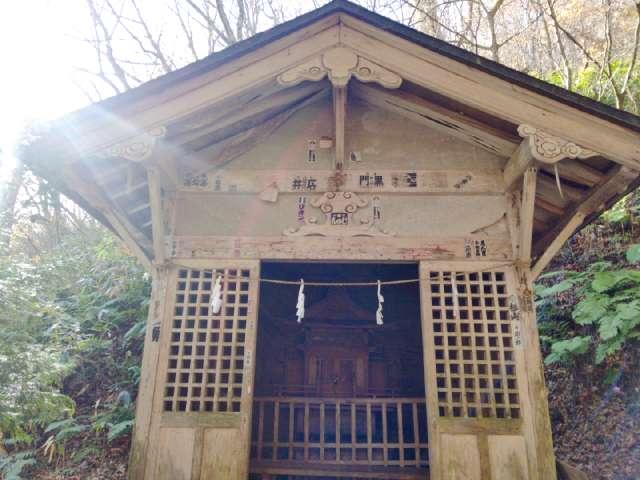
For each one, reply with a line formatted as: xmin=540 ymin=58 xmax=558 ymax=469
xmin=250 ymin=397 xmax=429 ymax=469
xmin=256 ymin=383 xmax=423 ymax=398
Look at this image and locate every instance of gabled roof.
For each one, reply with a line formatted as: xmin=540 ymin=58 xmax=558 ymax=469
xmin=21 ymin=0 xmax=640 ymax=272
xmin=67 ymin=0 xmax=640 ymax=133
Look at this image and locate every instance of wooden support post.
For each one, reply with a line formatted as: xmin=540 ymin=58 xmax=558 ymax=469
xmin=519 ymin=167 xmax=538 ymax=263
xmin=333 ymin=85 xmax=347 ymax=170
xmin=146 ymin=166 xmax=166 ymax=264
xmin=129 ymin=266 xmax=168 ymax=478
xmin=503 ymin=142 xmax=535 ymax=192
xmin=513 ymin=266 xmax=557 ymax=480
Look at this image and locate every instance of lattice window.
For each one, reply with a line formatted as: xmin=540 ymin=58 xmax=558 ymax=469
xmin=163 ymin=267 xmax=251 ymax=413
xmin=427 ymin=271 xmax=519 ymax=419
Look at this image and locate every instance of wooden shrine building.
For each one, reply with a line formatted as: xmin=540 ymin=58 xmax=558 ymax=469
xmin=22 ymin=1 xmax=640 ymax=479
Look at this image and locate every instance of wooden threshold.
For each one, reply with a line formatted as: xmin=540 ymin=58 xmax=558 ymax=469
xmin=250 ymin=461 xmax=429 ymax=479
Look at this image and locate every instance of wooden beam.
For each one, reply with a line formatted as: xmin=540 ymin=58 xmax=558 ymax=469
xmin=520 ymin=167 xmax=538 ymax=263
xmin=503 ymin=142 xmax=535 ymax=191
xmin=333 ymin=85 xmax=347 ymax=169
xmin=538 ymin=160 xmax=604 ymax=188
xmin=103 ymin=210 xmax=152 ymax=270
xmin=352 ymin=82 xmax=518 ymax=158
xmin=531 ymin=213 xmax=585 ymax=279
xmin=535 ymin=197 xmax=565 ymax=216
xmin=537 ymin=174 xmax=584 ymax=202
xmin=532 ymin=165 xmax=638 ymax=275
xmin=146 ymin=166 xmax=166 ymax=264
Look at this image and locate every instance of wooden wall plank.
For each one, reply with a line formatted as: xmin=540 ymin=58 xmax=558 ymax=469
xmin=171 ymin=235 xmax=512 ymax=262
xmin=179 ymin=169 xmax=505 ymax=195
xmin=352 ymin=82 xmax=517 ymax=158
xmin=488 ymin=435 xmax=529 ymax=480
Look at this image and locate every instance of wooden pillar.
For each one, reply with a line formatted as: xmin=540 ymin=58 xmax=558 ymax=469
xmin=129 ymin=266 xmax=169 ymax=479
xmin=513 ymin=266 xmax=557 ymax=480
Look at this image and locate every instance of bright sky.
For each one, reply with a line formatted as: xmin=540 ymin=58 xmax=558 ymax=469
xmin=0 ymin=0 xmax=312 ymax=180
xmin=0 ymin=0 xmax=405 ymax=182
xmin=0 ymin=0 xmax=91 ymax=178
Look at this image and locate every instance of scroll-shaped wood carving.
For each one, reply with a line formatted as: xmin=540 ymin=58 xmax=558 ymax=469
xmin=518 ymin=124 xmax=598 ymax=164
xmin=100 ymin=126 xmax=166 ymax=162
xmin=284 ymin=191 xmax=394 ymax=237
xmin=277 ymin=47 xmax=402 ymax=89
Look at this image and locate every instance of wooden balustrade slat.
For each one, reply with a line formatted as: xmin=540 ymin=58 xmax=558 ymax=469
xmin=250 ymin=397 xmax=428 ymax=469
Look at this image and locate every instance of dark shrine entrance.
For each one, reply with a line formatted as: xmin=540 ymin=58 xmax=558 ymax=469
xmin=250 ymin=262 xmax=429 ymax=480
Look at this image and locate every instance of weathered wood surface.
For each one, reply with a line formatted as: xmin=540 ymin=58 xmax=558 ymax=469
xmin=419 ymin=261 xmax=553 ymax=480
xmin=171 ymin=235 xmax=512 ymax=261
xmin=251 ymin=396 xmax=428 ymax=469
xmin=142 ymin=261 xmax=260 ymax=480
xmin=251 ymin=461 xmax=428 ymax=479
xmin=179 ymin=169 xmax=505 ymax=194
xmin=340 ymin=17 xmax=640 ymax=167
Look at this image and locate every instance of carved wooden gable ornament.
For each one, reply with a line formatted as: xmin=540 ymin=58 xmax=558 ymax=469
xmin=277 ymin=47 xmax=402 ymax=89
xmin=285 ymin=191 xmax=393 ymax=237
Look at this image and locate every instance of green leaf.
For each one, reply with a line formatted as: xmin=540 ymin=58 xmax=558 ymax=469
xmin=591 ymin=272 xmax=619 ymax=292
xmin=598 ymin=315 xmax=623 ymax=341
xmin=573 ymin=295 xmax=610 ymax=325
xmin=615 ymin=301 xmax=640 ymax=320
xmin=124 ymin=320 xmax=146 ymax=343
xmin=44 ymin=418 xmax=74 ymax=433
xmin=626 ymin=244 xmax=640 ymax=263
xmin=536 ymin=279 xmax=576 ymax=298
xmin=55 ymin=424 xmax=87 ymax=442
xmin=107 ymin=420 xmax=134 ymax=442
xmin=544 ymin=336 xmax=591 ymax=364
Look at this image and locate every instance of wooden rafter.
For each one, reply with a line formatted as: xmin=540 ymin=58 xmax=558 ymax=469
xmin=66 ymin=167 xmax=152 ymax=269
xmin=183 ymin=89 xmax=329 ymax=175
xmin=171 ymin=82 xmax=327 ymax=147
xmin=352 ymin=82 xmax=517 ymax=158
xmin=537 ymin=174 xmax=584 ymax=202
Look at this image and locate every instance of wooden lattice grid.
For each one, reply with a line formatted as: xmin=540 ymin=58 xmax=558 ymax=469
xmin=163 ymin=266 xmax=252 ymax=413
xmin=426 ymin=270 xmax=520 ymax=419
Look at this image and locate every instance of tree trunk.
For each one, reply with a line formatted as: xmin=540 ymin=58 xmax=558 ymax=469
xmin=0 ymin=152 xmax=24 ymax=252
